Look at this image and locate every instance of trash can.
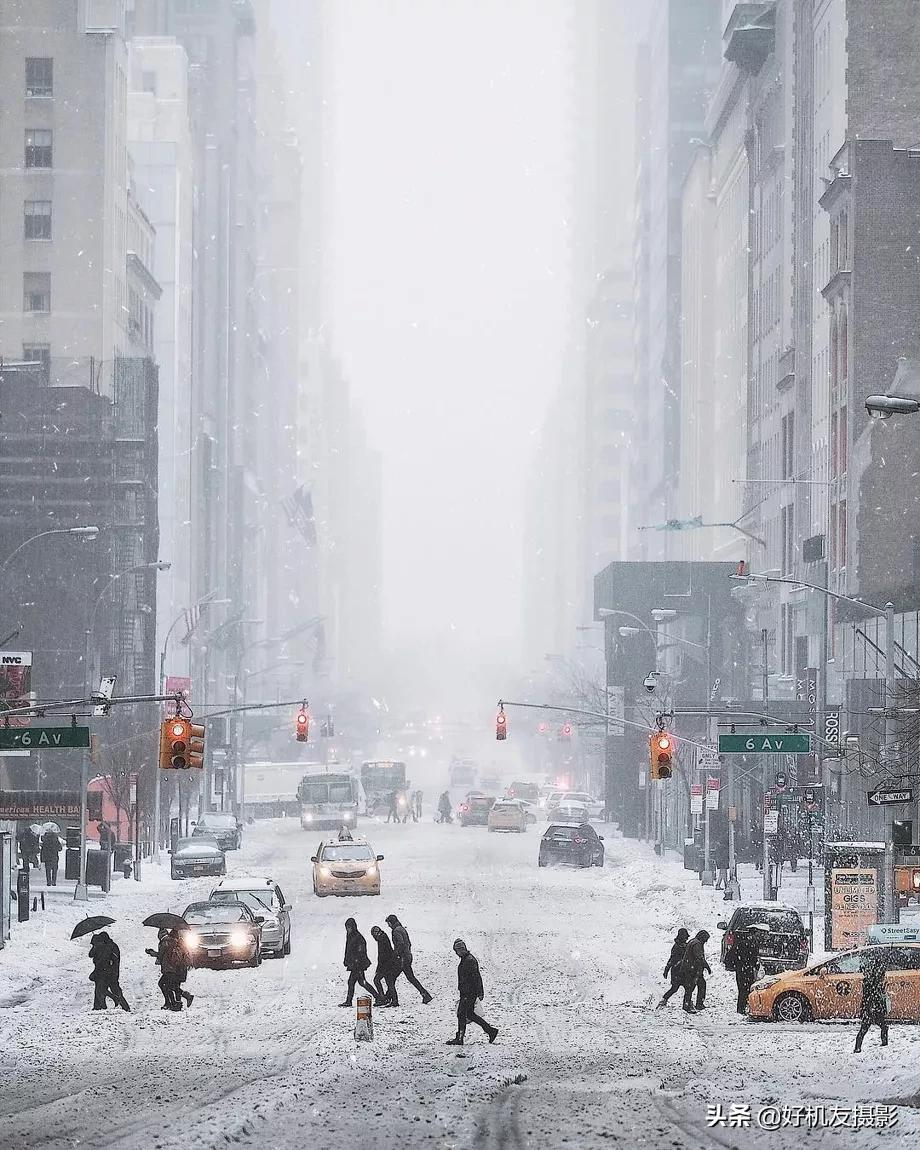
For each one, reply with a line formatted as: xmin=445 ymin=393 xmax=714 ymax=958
xmin=684 ymin=838 xmax=700 ymax=872
xmin=121 ymin=859 xmax=133 ymax=880
xmin=113 ymin=842 xmax=133 ymax=871
xmin=64 ymin=847 xmax=80 ymax=881
xmin=86 ymin=849 xmax=112 ymax=892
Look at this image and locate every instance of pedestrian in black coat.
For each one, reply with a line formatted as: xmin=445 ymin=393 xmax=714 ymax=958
xmin=677 ymin=930 xmax=711 ymax=1013
xmin=40 ymin=829 xmax=61 ymax=886
xmin=437 ymin=792 xmax=452 ymax=824
xmin=371 ymin=926 xmax=400 ymax=1006
xmin=19 ymin=826 xmax=40 ymax=869
xmin=658 ymin=928 xmax=690 ymax=1007
xmin=446 ymin=939 xmax=497 ymax=1045
xmin=340 ymin=918 xmax=381 ymax=1007
xmin=726 ymin=926 xmax=764 ymax=1013
xmin=89 ymin=932 xmax=130 ymax=1011
xmin=855 ymin=951 xmax=889 ymax=1052
xmin=146 ymin=929 xmax=194 ymax=1011
xmin=386 ymin=914 xmax=433 ymax=1003
xmin=386 ymin=792 xmax=399 ymax=824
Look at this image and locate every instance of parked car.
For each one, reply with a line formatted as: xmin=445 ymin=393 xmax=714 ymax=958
xmin=210 ymin=877 xmax=292 ymax=957
xmin=488 ymin=799 xmax=528 ymax=833
xmin=507 ymin=780 xmax=540 ymax=804
xmin=459 ymin=794 xmax=496 ymax=827
xmin=547 ymin=801 xmax=591 ymax=825
xmin=312 ymin=836 xmax=383 ymax=897
xmin=747 ymin=943 xmax=920 ymax=1023
xmin=181 ymin=900 xmax=262 ymax=968
xmin=717 ymin=903 xmax=809 ymax=974
xmin=170 ymin=835 xmax=226 ymax=881
xmin=538 ymin=823 xmax=604 ymax=868
xmin=556 ymin=791 xmax=605 ymax=819
xmin=193 ymin=812 xmax=242 ymax=851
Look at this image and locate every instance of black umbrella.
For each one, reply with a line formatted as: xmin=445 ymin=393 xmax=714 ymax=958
xmin=142 ymin=912 xmax=187 ymax=930
xmin=70 ymin=916 xmax=116 ymax=940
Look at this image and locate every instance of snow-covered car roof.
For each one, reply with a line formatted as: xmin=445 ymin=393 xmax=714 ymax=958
xmin=213 ymin=876 xmax=276 ymax=889
xmin=731 ymin=901 xmax=800 ymax=913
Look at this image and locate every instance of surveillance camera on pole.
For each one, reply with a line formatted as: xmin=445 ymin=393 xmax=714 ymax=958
xmin=644 ymin=671 xmax=661 ymax=694
xmin=865 ymin=394 xmax=920 ymax=419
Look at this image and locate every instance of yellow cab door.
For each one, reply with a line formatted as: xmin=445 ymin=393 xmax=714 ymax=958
xmin=882 ymin=945 xmax=920 ymax=1020
xmin=811 ymin=951 xmax=863 ymax=1019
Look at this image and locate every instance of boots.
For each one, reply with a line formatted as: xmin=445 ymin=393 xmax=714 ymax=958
xmin=487 ymin=1026 xmax=498 ymax=1043
xmin=446 ymin=1033 xmax=464 ymax=1045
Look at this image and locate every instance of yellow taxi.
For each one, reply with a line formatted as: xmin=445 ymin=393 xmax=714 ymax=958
xmin=747 ymin=942 xmax=920 ymax=1023
xmin=311 ymin=836 xmax=384 ymax=897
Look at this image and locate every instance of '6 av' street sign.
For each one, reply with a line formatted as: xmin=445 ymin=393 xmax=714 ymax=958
xmin=718 ymin=733 xmax=811 ymax=755
xmin=0 ymin=726 xmax=90 ymax=751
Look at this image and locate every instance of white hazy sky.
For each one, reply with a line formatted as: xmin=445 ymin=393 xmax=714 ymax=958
xmin=327 ymin=0 xmax=571 ymax=650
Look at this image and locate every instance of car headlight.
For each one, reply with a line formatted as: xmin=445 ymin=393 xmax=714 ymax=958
xmin=303 ymin=813 xmax=313 ymax=822
xmin=753 ymin=976 xmax=781 ymax=991
xmin=230 ymin=929 xmax=249 ymax=949
xmin=319 ymin=865 xmax=331 ymax=878
xmin=183 ymin=932 xmax=201 ymax=951
xmin=344 ymin=811 xmax=353 ymax=820
xmin=367 ymin=865 xmax=377 ymax=876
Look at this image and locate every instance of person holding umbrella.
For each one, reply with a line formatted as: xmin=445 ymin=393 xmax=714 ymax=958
xmin=88 ymin=931 xmax=130 ymax=1011
xmin=143 ymin=913 xmax=194 ymax=1011
xmin=40 ymin=827 xmax=62 ymax=886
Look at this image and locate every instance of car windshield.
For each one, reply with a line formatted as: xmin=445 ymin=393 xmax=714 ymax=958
xmin=183 ymin=903 xmax=251 ymax=924
xmin=321 ymin=844 xmax=375 ymax=861
xmin=468 ymin=796 xmax=494 ymax=808
xmin=735 ymin=909 xmax=802 ymax=933
xmin=211 ymin=890 xmax=273 ymax=913
xmin=197 ymin=815 xmax=235 ymax=829
xmin=544 ymin=827 xmax=578 ymax=840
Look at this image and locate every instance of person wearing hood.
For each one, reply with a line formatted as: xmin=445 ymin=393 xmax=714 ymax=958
xmin=676 ymin=930 xmax=711 ymax=1014
xmin=89 ymin=932 xmax=130 ymax=1011
xmin=337 ymin=824 xmax=354 ymax=842
xmin=855 ymin=950 xmax=889 ymax=1052
xmin=340 ymin=918 xmax=381 ymax=1007
xmin=446 ymin=939 xmax=497 ymax=1045
xmin=371 ymin=926 xmax=400 ymax=1006
xmin=658 ymin=928 xmax=690 ymax=1008
xmin=146 ymin=928 xmax=194 ymax=1011
xmin=19 ymin=825 xmax=40 ymax=869
xmin=40 ymin=828 xmax=61 ymax=886
xmin=437 ymin=792 xmax=453 ymax=824
xmin=385 ymin=914 xmax=433 ymax=1003
xmin=727 ymin=925 xmax=766 ymax=1014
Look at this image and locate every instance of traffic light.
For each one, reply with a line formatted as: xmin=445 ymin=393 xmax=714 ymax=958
xmin=159 ymin=717 xmax=191 ymax=769
xmin=296 ymin=709 xmax=309 ymax=742
xmin=187 ymin=722 xmax=205 ymax=769
xmin=649 ymin=731 xmax=674 ymax=780
xmin=559 ymin=722 xmax=573 ymax=741
xmin=496 ymin=708 xmax=508 ymax=741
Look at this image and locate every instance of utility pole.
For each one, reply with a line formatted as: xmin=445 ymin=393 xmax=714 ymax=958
xmin=883 ymin=602 xmax=897 ymax=923
xmin=761 ymin=628 xmax=771 ymax=900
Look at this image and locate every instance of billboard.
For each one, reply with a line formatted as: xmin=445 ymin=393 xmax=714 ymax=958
xmin=0 ymin=790 xmax=81 ymax=820
xmin=830 ymin=868 xmax=878 ymax=950
xmin=0 ymin=651 xmax=33 ymax=755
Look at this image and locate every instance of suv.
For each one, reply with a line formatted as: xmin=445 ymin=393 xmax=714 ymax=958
xmin=717 ymin=903 xmax=809 ymax=973
xmin=210 ymin=877 xmax=292 ymax=957
xmin=459 ymin=794 xmax=496 ymax=827
xmin=508 ymin=781 xmax=539 ymax=804
xmin=538 ymin=823 xmax=604 ymax=868
xmin=193 ymin=812 xmax=242 ymax=851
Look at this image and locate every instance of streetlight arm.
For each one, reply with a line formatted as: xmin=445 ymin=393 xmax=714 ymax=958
xmin=0 ymin=527 xmax=98 ymax=577
xmin=733 ymin=572 xmax=886 ymax=616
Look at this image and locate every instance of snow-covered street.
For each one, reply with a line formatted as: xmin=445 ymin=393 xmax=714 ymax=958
xmin=1 ymin=817 xmax=919 ymax=1148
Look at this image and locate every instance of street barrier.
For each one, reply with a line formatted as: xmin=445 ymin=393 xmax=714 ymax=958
xmin=354 ymin=995 xmax=373 ymax=1041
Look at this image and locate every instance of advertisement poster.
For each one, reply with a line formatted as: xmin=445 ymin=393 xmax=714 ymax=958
xmin=164 ymin=676 xmax=192 ymax=716
xmin=831 ymin=868 xmax=878 ymax=950
xmin=0 ymin=790 xmax=81 ymax=820
xmin=0 ymin=651 xmax=33 ymax=755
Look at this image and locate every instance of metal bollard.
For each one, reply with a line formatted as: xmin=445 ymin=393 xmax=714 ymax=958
xmin=354 ymin=995 xmax=373 ymax=1042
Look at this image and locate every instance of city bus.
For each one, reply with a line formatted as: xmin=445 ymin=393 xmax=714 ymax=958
xmin=297 ymin=771 xmax=364 ymax=830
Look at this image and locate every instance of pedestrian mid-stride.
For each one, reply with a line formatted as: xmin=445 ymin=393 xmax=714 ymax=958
xmin=446 ymin=939 xmax=497 ymax=1046
xmin=386 ymin=914 xmax=433 ymax=1004
xmin=340 ymin=918 xmax=381 ymax=1008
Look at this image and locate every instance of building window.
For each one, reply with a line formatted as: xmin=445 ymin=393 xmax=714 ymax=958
xmin=23 ymin=272 xmax=51 ymax=313
xmin=830 ymin=410 xmax=838 ymax=477
xmin=838 ymin=405 xmax=847 ymax=475
xmin=839 ymin=210 xmax=848 ymax=267
xmin=839 ymin=307 xmax=848 ymax=381
xmin=838 ymin=500 xmax=847 ymax=570
xmin=22 ymin=343 xmax=50 ymax=380
xmin=24 ymin=128 xmax=52 ymax=168
xmin=781 ymin=411 xmax=795 ymax=479
xmin=24 ymin=200 xmax=52 ymax=240
xmin=142 ymin=70 xmax=157 ymax=95
xmin=25 ymin=58 xmax=53 ymax=97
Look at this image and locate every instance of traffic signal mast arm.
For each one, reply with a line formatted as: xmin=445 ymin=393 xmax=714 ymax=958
xmin=495 ymin=699 xmax=714 ymax=753
xmin=664 ymin=707 xmax=845 ymax=755
xmin=1 ymin=694 xmax=313 ymax=720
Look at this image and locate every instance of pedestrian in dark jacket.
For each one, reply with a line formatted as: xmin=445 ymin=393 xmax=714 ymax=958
xmin=437 ymin=792 xmax=452 ymax=824
xmin=89 ymin=932 xmax=130 ymax=1011
xmin=446 ymin=939 xmax=497 ymax=1045
xmin=677 ymin=930 xmax=711 ymax=1013
xmin=340 ymin=918 xmax=381 ymax=1006
xmin=855 ymin=951 xmax=889 ymax=1052
xmin=19 ymin=826 xmax=40 ymax=869
xmin=658 ymin=928 xmax=690 ymax=1007
xmin=713 ymin=840 xmax=730 ymax=890
xmin=40 ymin=829 xmax=61 ymax=886
xmin=386 ymin=791 xmax=399 ymax=824
xmin=727 ymin=926 xmax=764 ymax=1013
xmin=385 ymin=914 xmax=433 ymax=1003
xmin=371 ymin=926 xmax=400 ymax=1006
xmin=146 ymin=929 xmax=194 ymax=1011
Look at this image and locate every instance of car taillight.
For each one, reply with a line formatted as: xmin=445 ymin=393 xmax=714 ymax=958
xmin=725 ymin=931 xmax=734 ymax=950
xmin=574 ymin=836 xmax=585 ymax=845
xmin=799 ymin=938 xmax=809 ymax=953
xmin=460 ymin=804 xmax=469 ymax=813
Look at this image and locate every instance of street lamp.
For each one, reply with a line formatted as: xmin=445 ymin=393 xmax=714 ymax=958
xmin=0 ymin=525 xmax=99 ymax=578
xmin=866 ymin=394 xmax=920 ymax=418
xmin=75 ymin=559 xmax=171 ymax=902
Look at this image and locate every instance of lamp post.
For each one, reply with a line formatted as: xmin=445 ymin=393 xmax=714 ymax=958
xmin=0 ymin=525 xmax=99 ymax=579
xmin=75 ymin=560 xmax=171 ymax=902
xmin=734 ymin=569 xmax=900 ymax=921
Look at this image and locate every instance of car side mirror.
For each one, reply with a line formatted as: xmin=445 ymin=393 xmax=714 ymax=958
xmin=190 ymin=821 xmax=196 ymax=827
xmin=255 ymin=915 xmax=265 ymax=924
xmin=716 ymin=921 xmax=728 ymax=931
xmin=598 ymin=836 xmax=604 ymax=841
xmin=310 ymin=856 xmax=317 ymax=863
xmin=377 ymin=854 xmax=384 ymax=861
xmin=166 ymin=849 xmax=172 ymax=855
xmin=283 ymin=904 xmax=292 ymax=911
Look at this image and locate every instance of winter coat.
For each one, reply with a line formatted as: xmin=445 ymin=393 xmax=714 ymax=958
xmin=373 ymin=931 xmax=400 ymax=976
xmin=89 ymin=933 xmax=120 ymax=983
xmin=860 ymin=955 xmax=888 ymax=1021
xmin=677 ymin=934 xmax=711 ymax=985
xmin=160 ymin=934 xmax=188 ymax=979
xmin=457 ymin=951 xmax=484 ymax=1001
xmin=663 ymin=931 xmax=689 ymax=978
xmin=728 ymin=930 xmax=761 ymax=974
xmin=40 ymin=831 xmax=61 ymax=863
xmin=344 ymin=927 xmax=371 ymax=972
xmin=387 ymin=918 xmax=412 ymax=965
xmin=20 ymin=828 xmax=39 ymax=856
xmin=438 ymin=793 xmax=452 ymax=815
xmin=712 ymin=840 xmax=729 ymax=869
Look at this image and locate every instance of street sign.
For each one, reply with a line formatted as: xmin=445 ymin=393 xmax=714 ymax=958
xmin=868 ymin=788 xmax=915 ymax=807
xmin=718 ymin=733 xmax=811 ymax=754
xmin=707 ymin=777 xmax=720 ymax=810
xmin=0 ymin=726 xmax=90 ymax=751
xmin=764 ymin=810 xmax=779 ymax=834
xmin=690 ymin=784 xmax=703 ymax=815
xmin=697 ymin=746 xmax=720 ymax=770
xmin=607 ymin=686 xmax=624 ymax=737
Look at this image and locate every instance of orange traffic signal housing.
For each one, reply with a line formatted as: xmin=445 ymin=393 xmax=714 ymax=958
xmin=649 ymin=731 xmax=674 ymax=780
xmin=187 ymin=722 xmax=205 ymax=769
xmin=159 ymin=717 xmax=191 ymax=769
xmin=496 ymin=709 xmax=507 ymax=741
xmin=296 ymin=710 xmax=309 ymax=742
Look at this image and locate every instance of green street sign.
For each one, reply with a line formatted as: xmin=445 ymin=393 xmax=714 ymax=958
xmin=0 ymin=726 xmax=90 ymax=751
xmin=718 ymin=732 xmax=811 ymax=755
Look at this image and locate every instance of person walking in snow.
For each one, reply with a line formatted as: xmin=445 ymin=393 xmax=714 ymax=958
xmin=371 ymin=926 xmax=401 ymax=1006
xmin=414 ymin=790 xmax=424 ymax=820
xmin=146 ymin=929 xmax=194 ymax=1011
xmin=19 ymin=825 xmax=40 ymax=869
xmin=40 ymin=828 xmax=61 ymax=886
xmin=658 ymin=928 xmax=690 ymax=1007
xmin=386 ymin=791 xmax=399 ymax=824
xmin=437 ymin=791 xmax=453 ymax=824
xmin=446 ymin=939 xmax=497 ymax=1046
xmin=677 ymin=930 xmax=711 ymax=1013
xmin=89 ymin=932 xmax=130 ymax=1012
xmin=726 ymin=925 xmax=764 ymax=1014
xmin=386 ymin=914 xmax=433 ymax=1003
xmin=854 ymin=950 xmax=889 ymax=1052
xmin=340 ymin=918 xmax=381 ymax=1007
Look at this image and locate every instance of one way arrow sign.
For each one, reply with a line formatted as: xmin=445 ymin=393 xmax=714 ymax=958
xmin=868 ymin=788 xmax=914 ymax=806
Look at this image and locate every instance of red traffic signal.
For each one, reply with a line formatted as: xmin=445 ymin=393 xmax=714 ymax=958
xmin=296 ymin=710 xmax=309 ymax=742
xmin=649 ymin=731 xmax=674 ymax=780
xmin=496 ymin=709 xmax=508 ymax=741
xmin=559 ymin=722 xmax=573 ymax=740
